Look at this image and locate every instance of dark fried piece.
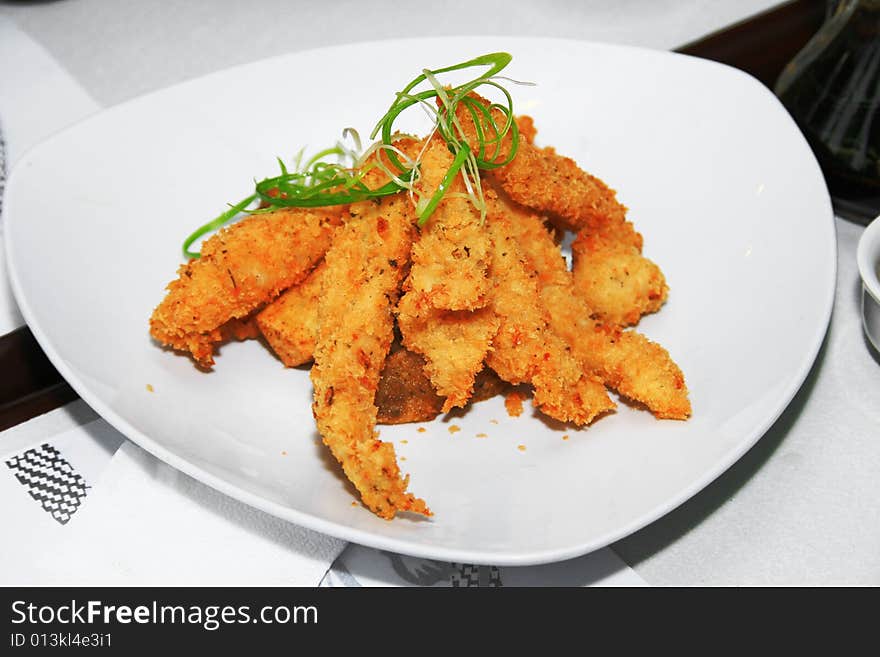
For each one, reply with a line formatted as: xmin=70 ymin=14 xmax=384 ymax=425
xmin=375 ymin=347 xmax=508 ymax=425
xmin=375 ymin=348 xmax=444 ymax=424
xmin=471 ymin=367 xmax=509 ymax=404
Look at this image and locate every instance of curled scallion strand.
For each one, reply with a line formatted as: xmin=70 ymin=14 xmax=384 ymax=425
xmin=182 ymin=52 xmax=525 ymax=257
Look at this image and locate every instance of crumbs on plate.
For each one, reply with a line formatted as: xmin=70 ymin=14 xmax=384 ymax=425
xmin=505 ymin=391 xmax=526 ymax=417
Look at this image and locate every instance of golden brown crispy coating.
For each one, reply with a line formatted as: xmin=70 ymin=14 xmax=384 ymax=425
xmin=587 ymin=324 xmax=691 ymax=419
xmin=484 ymin=204 xmax=615 ymax=425
xmin=397 ymin=291 xmax=499 ymax=413
xmin=257 ymin=276 xmax=505 ymax=422
xmin=310 ymin=194 xmax=430 ymax=519
xmin=150 ymin=208 xmax=340 ymax=367
xmin=406 ymin=137 xmax=492 ymax=311
xmin=219 ymin=315 xmax=261 ymax=342
xmin=256 ymin=261 xmax=326 ymax=367
xmin=571 ymin=225 xmax=669 ymax=327
xmin=516 ymin=115 xmax=537 ymax=145
xmin=447 ymin=92 xmax=626 ymax=232
xmin=494 ymin=143 xmax=628 ymax=235
xmin=490 ymin=185 xmax=690 ymax=420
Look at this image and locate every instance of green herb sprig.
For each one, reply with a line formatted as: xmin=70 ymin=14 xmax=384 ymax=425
xmin=183 ymin=52 xmax=524 ymax=259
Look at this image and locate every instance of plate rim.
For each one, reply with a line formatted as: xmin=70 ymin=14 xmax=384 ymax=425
xmin=3 ymin=36 xmax=838 ymax=566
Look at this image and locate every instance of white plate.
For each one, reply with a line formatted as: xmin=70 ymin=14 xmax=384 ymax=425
xmin=4 ymin=37 xmax=835 ymax=565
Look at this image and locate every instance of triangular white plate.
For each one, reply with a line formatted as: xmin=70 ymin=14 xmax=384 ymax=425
xmin=5 ymin=37 xmax=835 ymax=565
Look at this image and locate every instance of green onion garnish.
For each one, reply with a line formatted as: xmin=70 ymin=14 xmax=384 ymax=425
xmin=182 ymin=194 xmax=257 ymax=260
xmin=183 ymin=52 xmax=526 ymax=258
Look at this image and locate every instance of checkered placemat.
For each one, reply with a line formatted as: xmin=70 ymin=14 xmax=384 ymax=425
xmin=5 ymin=443 xmax=89 ymax=525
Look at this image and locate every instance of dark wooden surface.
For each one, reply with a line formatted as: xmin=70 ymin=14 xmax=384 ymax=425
xmin=675 ymin=0 xmax=824 ymax=88
xmin=0 ymin=327 xmax=78 ymax=432
xmin=0 ymin=0 xmax=826 ymax=432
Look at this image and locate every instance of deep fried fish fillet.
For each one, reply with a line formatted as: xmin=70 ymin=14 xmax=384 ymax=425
xmin=256 ymin=260 xmax=326 ymax=367
xmin=150 ymin=207 xmax=340 ymax=367
xmin=310 ymin=194 xmax=430 ymax=519
xmin=406 ymin=137 xmax=492 ymax=310
xmin=494 ymin=142 xmax=628 ymax=236
xmin=446 ymin=92 xmax=627 ymax=237
xmin=571 ymin=224 xmax=669 ymax=327
xmin=484 ymin=215 xmax=614 ymax=425
xmin=585 ymin=323 xmax=690 ymax=419
xmin=489 ymin=185 xmax=691 ymax=420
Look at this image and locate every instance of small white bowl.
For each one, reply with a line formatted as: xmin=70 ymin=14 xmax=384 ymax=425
xmin=857 ymin=214 xmax=880 ymax=352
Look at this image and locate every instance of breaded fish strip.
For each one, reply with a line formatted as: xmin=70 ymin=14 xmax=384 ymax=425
xmin=310 ymin=194 xmax=430 ymax=519
xmin=586 ymin=323 xmax=690 ymax=420
xmin=150 ymin=208 xmax=340 ymax=367
xmin=406 ymin=137 xmax=492 ymax=310
xmin=397 ymin=291 xmax=499 ymax=413
xmin=485 ymin=215 xmax=615 ymax=425
xmin=256 ymin=261 xmax=326 ymax=367
xmin=255 ymin=142 xmax=422 ymax=369
xmin=571 ymin=224 xmax=669 ymax=327
xmin=490 ymin=186 xmax=691 ymax=420
xmin=494 ymin=142 xmax=629 ymax=236
xmin=446 ymin=92 xmax=627 ymax=237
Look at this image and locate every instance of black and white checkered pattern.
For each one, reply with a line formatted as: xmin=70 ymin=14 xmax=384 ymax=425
xmin=450 ymin=563 xmax=503 ymax=587
xmin=5 ymin=443 xmax=89 ymax=524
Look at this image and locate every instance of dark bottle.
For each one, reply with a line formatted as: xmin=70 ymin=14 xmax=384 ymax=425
xmin=775 ymin=0 xmax=880 ymax=223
